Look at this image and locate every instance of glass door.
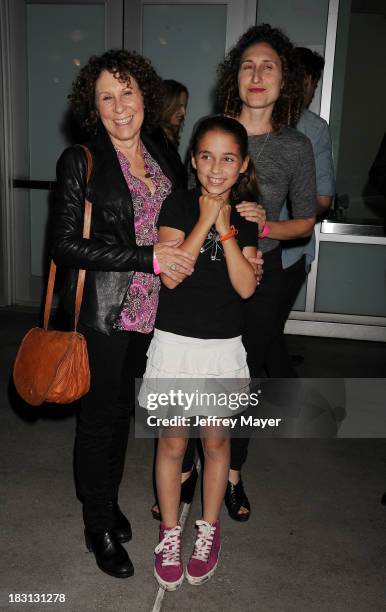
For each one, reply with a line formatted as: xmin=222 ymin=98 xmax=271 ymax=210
xmin=3 ymin=0 xmax=123 ymax=306
xmin=2 ymin=0 xmax=256 ymax=307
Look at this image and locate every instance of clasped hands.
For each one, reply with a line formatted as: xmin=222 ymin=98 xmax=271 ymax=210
xmin=198 ymin=193 xmax=232 ymax=236
xmin=153 ymin=194 xmax=230 ymax=284
xmin=199 ymin=194 xmax=265 ymax=285
xmin=154 ymin=196 xmax=265 ymax=284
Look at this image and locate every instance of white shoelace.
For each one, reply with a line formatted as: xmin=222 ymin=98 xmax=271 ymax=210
xmin=191 ymin=520 xmax=216 ymax=563
xmin=154 ymin=525 xmax=182 ymax=566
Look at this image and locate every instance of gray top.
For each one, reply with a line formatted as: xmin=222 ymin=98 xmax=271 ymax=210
xmin=281 ymin=109 xmax=336 ymax=269
xmin=249 ymin=127 xmax=316 ymax=253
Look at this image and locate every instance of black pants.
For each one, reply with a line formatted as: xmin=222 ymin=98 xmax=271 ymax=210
xmin=75 ymin=324 xmax=152 ymax=532
xmin=264 ymin=255 xmax=307 ymax=376
xmin=230 ymin=251 xmax=306 ymax=471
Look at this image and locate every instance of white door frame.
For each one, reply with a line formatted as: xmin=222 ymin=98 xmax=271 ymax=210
xmin=0 ymin=0 xmax=14 ymax=306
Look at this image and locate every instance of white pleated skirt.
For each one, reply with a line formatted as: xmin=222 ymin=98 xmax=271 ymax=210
xmin=138 ymin=329 xmax=250 ymax=417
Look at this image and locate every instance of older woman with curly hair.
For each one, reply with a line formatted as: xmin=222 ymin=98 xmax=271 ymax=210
xmin=52 ymin=49 xmax=194 ymax=579
xmin=216 ymin=24 xmax=317 ymax=521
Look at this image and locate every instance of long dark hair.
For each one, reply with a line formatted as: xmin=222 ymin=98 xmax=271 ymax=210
xmin=216 ymin=24 xmax=303 ymax=130
xmin=159 ymin=79 xmax=189 ymax=146
xmin=191 ymin=115 xmax=259 ymax=203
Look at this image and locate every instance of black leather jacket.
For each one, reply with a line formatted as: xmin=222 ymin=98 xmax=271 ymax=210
xmin=52 ymin=122 xmax=182 ymax=334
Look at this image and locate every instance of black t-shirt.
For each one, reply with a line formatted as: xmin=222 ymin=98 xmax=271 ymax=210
xmin=155 ymin=188 xmax=258 ymax=339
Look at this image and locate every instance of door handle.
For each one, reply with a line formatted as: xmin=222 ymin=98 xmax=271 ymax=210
xmin=13 ymin=179 xmax=56 ymax=190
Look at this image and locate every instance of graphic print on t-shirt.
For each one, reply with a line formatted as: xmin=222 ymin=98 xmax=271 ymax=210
xmin=200 ymin=227 xmax=223 ymax=262
xmin=156 ymin=188 xmax=259 ymax=339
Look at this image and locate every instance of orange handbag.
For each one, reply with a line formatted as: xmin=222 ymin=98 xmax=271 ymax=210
xmin=13 ymin=146 xmax=93 ymax=406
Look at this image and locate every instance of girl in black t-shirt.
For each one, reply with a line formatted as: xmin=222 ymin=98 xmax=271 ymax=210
xmin=142 ymin=116 xmax=259 ymax=591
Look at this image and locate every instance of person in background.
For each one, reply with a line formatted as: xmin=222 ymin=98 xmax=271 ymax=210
xmin=369 ymin=133 xmax=386 ymax=197
xmin=264 ymin=46 xmax=336 ymax=373
xmin=291 ymin=47 xmax=335 ymax=220
xmin=159 ymin=79 xmax=189 ymax=148
xmin=369 ymin=132 xmax=386 ymax=232
xmin=369 ymin=134 xmax=386 ymax=208
xmin=52 ymin=49 xmax=194 ymax=580
xmin=150 ymin=79 xmax=189 ymax=188
xmin=299 ymin=46 xmax=325 ymax=109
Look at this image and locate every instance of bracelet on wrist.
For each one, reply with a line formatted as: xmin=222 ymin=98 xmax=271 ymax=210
xmin=153 ymin=251 xmax=161 ymax=275
xmin=258 ymin=223 xmax=270 ymax=239
xmin=219 ymin=225 xmax=238 ymax=242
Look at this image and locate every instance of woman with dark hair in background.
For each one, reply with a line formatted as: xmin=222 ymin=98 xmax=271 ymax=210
xmin=159 ymin=79 xmax=189 ymax=148
xmin=52 ymin=49 xmax=194 ymax=579
xmin=150 ymin=79 xmax=189 ymax=188
xmin=216 ymin=24 xmax=317 ymax=520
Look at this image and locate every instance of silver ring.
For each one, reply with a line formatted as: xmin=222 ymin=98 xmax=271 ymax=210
xmin=169 ymin=263 xmax=177 ymax=271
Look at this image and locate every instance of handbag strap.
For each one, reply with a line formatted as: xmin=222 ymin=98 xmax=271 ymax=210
xmin=43 ymin=145 xmax=93 ymax=331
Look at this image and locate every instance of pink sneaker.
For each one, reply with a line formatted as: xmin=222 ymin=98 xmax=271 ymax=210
xmin=154 ymin=524 xmax=184 ymax=591
xmin=186 ymin=519 xmax=221 ymax=585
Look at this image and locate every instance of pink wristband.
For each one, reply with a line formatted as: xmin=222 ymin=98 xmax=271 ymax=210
xmin=258 ymin=223 xmax=270 ymax=239
xmin=153 ymin=252 xmax=161 ymax=275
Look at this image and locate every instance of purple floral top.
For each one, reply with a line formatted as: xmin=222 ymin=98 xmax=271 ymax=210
xmin=114 ymin=142 xmax=171 ymax=333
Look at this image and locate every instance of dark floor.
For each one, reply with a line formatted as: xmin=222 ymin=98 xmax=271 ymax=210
xmin=1 ymin=308 xmax=386 ymax=612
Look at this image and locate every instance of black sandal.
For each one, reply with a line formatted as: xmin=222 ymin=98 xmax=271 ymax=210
xmin=151 ymin=464 xmax=198 ymax=521
xmin=224 ymin=479 xmax=251 ymax=522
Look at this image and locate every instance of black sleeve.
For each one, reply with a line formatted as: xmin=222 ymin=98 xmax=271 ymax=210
xmin=51 ymin=146 xmax=153 ymax=273
xmin=231 ymin=207 xmax=259 ymax=250
xmin=158 ymin=189 xmax=189 ymax=233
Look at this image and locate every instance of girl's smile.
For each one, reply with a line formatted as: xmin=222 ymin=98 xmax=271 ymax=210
xmin=192 ymin=130 xmax=249 ymax=201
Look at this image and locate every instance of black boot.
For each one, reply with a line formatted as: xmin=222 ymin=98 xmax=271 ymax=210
xmin=85 ymin=530 xmax=134 ymax=578
xmin=111 ymin=501 xmax=132 ymax=543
